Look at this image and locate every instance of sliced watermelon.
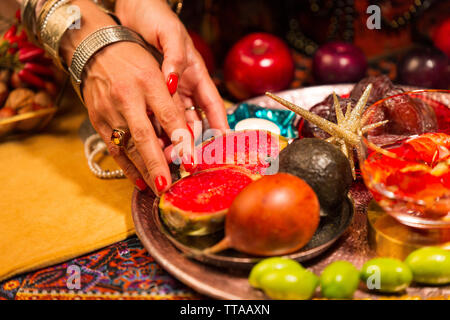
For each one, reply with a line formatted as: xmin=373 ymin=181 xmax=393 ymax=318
xmin=187 ymin=130 xmax=287 ymax=176
xmin=159 ymin=166 xmax=257 ymax=236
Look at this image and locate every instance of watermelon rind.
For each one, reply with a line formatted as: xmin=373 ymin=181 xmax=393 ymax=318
xmin=159 ymin=196 xmax=228 ymax=236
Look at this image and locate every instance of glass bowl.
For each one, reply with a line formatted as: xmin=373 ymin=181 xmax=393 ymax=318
xmin=358 ymin=89 xmax=450 ymax=229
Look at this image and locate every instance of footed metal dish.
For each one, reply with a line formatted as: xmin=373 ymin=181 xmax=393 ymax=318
xmin=152 ymin=196 xmax=354 ymax=269
xmin=132 ymin=188 xmax=354 ymax=299
xmin=131 ymin=84 xmax=450 ymax=300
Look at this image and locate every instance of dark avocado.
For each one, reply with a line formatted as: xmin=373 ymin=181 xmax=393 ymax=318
xmin=278 ymin=138 xmax=352 ymax=209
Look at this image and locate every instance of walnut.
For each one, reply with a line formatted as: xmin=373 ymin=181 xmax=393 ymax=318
xmin=33 ymin=91 xmax=53 ymax=108
xmin=0 ymin=69 xmax=11 ymax=83
xmin=4 ymin=88 xmax=34 ymax=111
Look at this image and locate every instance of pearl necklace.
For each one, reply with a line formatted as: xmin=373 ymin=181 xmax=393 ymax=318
xmin=84 ymin=133 xmax=124 ymax=179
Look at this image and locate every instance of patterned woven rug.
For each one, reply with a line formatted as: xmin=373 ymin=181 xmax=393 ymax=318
xmin=0 ymin=237 xmax=202 ymax=300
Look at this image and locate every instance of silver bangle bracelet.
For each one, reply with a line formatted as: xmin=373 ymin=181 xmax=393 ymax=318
xmin=68 ymin=25 xmax=148 ymax=104
xmin=21 ymin=0 xmax=40 ymax=42
xmin=39 ymin=0 xmax=70 ymax=38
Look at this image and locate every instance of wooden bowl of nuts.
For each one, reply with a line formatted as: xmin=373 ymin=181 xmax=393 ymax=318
xmin=0 ymin=17 xmax=62 ymax=138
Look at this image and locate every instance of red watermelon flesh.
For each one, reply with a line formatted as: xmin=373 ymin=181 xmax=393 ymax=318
xmin=159 ymin=166 xmax=257 ymax=236
xmin=164 ymin=167 xmax=254 ymax=213
xmin=192 ymin=130 xmax=286 ymax=175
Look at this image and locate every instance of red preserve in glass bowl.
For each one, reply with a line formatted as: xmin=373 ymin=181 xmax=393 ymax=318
xmin=359 ymin=90 xmax=450 ymax=229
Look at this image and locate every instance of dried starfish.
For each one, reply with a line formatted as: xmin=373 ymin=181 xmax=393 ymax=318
xmin=265 ymin=84 xmax=392 ymax=179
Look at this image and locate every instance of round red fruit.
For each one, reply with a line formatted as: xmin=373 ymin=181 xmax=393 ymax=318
xmin=313 ymin=41 xmax=367 ymax=84
xmin=432 ymin=18 xmax=450 ymax=58
xmin=224 ymin=32 xmax=295 ymax=100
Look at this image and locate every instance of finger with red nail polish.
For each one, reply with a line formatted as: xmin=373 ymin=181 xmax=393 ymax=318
xmin=182 ymin=154 xmax=196 ymax=173
xmin=187 ymin=124 xmax=195 ymax=140
xmin=166 ymin=73 xmax=179 ymax=96
xmin=135 ymin=178 xmax=148 ymax=192
xmin=155 ymin=175 xmax=168 ymax=193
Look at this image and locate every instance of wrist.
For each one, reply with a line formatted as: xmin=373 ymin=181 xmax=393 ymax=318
xmin=60 ymin=0 xmax=117 ymax=66
xmin=68 ymin=25 xmax=148 ymax=103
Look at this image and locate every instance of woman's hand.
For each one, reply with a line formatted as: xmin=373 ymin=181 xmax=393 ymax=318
xmin=115 ymin=0 xmax=229 ymax=134
xmin=61 ymin=0 xmax=211 ymax=195
xmin=82 ymin=41 xmax=186 ymax=195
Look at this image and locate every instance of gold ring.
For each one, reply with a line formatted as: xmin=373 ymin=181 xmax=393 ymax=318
xmin=111 ymin=128 xmax=130 ymax=147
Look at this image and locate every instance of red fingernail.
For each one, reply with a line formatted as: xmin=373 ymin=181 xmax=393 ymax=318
xmin=135 ymin=178 xmax=148 ymax=192
xmin=182 ymin=155 xmax=196 ymax=173
xmin=167 ymin=73 xmax=178 ymax=96
xmin=187 ymin=124 xmax=195 ymax=140
xmin=155 ymin=175 xmax=168 ymax=193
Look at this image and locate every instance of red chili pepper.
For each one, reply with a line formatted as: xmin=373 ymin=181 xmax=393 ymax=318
xmin=16 ymin=30 xmax=28 ymax=42
xmin=18 ymin=47 xmax=45 ymax=62
xmin=24 ymin=62 xmax=53 ymax=77
xmin=6 ymin=31 xmax=29 ymax=49
xmin=21 ymin=42 xmax=42 ymax=50
xmin=16 ymin=9 xmax=21 ymax=23
xmin=3 ymin=25 xmax=17 ymax=40
xmin=18 ymin=69 xmax=46 ymax=88
xmin=14 ymin=39 xmax=34 ymax=49
xmin=6 ymin=35 xmax=17 ymax=43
